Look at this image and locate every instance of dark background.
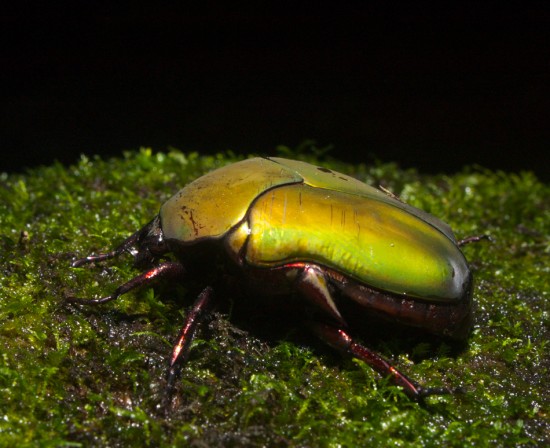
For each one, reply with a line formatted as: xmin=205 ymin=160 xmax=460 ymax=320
xmin=2 ymin=3 xmax=548 ymax=179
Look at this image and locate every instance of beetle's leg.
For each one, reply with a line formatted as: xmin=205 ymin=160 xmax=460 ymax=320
xmin=310 ymin=322 xmax=450 ymax=399
xmin=67 ymin=261 xmax=186 ymax=305
xmin=457 ymin=234 xmax=491 ymax=247
xmin=293 ymin=264 xmax=448 ymax=398
xmin=71 ymin=229 xmax=144 ymax=267
xmin=71 ymin=217 xmax=165 ymax=268
xmin=295 ymin=264 xmax=346 ymax=325
xmin=167 ymin=286 xmax=214 ymax=387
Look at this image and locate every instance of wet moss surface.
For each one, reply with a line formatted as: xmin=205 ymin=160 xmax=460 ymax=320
xmin=0 ymin=148 xmax=548 ymax=447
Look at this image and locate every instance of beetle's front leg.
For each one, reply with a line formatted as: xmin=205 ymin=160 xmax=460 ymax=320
xmin=67 ymin=261 xmax=186 ymax=304
xmin=310 ymin=322 xmax=450 ymax=399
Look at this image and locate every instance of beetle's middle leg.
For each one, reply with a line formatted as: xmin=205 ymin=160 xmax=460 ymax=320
xmin=166 ymin=286 xmax=214 ymax=390
xmin=158 ymin=286 xmax=215 ymax=411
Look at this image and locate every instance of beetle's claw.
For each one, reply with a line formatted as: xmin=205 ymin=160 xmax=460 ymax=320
xmin=451 ymin=385 xmax=468 ymax=395
xmin=414 ymin=386 xmax=452 ymax=399
xmin=66 ymin=295 xmax=117 ymax=305
xmin=71 ymin=258 xmax=91 ymax=268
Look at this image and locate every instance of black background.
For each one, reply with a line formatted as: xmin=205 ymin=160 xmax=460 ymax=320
xmin=2 ymin=3 xmax=548 ymax=179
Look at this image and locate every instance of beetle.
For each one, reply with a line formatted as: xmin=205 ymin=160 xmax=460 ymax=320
xmin=68 ymin=157 xmax=484 ymax=399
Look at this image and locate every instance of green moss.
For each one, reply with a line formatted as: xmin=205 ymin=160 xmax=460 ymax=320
xmin=0 ymin=147 xmax=547 ymax=447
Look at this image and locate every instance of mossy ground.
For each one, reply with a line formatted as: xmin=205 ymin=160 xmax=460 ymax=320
xmin=0 ymin=147 xmax=548 ymax=447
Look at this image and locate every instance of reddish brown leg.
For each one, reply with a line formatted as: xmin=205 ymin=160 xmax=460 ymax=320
xmin=169 ymin=286 xmax=214 ymax=367
xmin=67 ymin=261 xmax=186 ymax=304
xmin=310 ymin=322 xmax=450 ymax=399
xmin=166 ymin=286 xmax=214 ymax=389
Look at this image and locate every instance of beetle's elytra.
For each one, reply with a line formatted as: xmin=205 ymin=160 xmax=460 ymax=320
xmin=69 ymin=157 xmax=481 ymax=399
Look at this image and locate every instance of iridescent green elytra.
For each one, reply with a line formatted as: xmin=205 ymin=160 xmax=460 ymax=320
xmin=161 ymin=157 xmax=469 ymax=302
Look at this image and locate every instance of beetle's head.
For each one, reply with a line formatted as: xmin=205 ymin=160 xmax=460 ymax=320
xmin=130 ymin=216 xmax=169 ymax=268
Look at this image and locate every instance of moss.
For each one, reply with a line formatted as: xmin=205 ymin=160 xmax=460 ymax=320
xmin=0 ymin=147 xmax=547 ymax=447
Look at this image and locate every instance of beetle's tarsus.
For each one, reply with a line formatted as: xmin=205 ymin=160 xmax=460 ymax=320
xmin=71 ymin=240 xmax=134 ymax=268
xmin=71 ymin=252 xmax=119 ymax=268
xmin=458 ymin=234 xmax=492 ymax=247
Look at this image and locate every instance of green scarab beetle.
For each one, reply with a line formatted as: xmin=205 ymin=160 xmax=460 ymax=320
xmin=69 ymin=157 xmax=483 ymax=399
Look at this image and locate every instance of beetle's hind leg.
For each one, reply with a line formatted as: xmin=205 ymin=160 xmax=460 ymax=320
xmin=293 ymin=264 xmax=447 ymax=399
xmin=309 ymin=322 xmax=450 ymax=399
xmin=294 ymin=264 xmax=347 ymax=325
